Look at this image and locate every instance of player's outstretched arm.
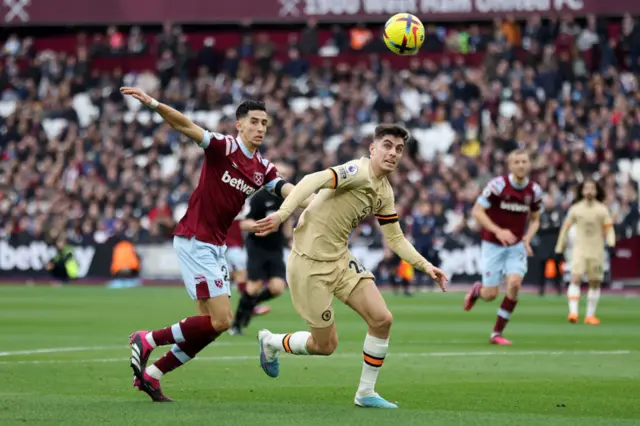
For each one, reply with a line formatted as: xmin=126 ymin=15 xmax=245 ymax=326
xmin=279 ymin=182 xmax=315 ymax=209
xmin=380 ymin=221 xmax=448 ymax=291
xmin=471 ymin=202 xmax=516 ymax=246
xmin=120 ymin=87 xmax=205 ymax=143
xmin=254 ymin=170 xmax=334 ymax=236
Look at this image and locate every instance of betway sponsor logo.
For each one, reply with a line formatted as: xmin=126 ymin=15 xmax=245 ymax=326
xmin=0 ymin=241 xmax=95 ymax=277
xmin=221 ymin=171 xmax=255 ymax=196
xmin=500 ymin=202 xmax=530 ymax=213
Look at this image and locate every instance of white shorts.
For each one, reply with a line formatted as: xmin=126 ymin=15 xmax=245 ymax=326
xmin=481 ymin=241 xmax=528 ymax=287
xmin=226 ymin=247 xmax=247 ymax=272
xmin=173 ymin=236 xmax=231 ymax=300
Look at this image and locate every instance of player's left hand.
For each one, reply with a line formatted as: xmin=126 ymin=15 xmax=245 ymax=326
xmin=426 ymin=264 xmax=448 ymax=292
xmin=523 ymin=238 xmax=534 ymax=257
xmin=254 ymin=213 xmax=282 ymax=237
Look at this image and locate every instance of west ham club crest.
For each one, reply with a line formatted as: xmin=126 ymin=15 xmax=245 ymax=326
xmin=253 ymin=172 xmax=264 ymax=186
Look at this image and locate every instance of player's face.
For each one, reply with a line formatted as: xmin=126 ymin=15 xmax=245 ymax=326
xmin=370 ymin=136 xmax=404 ymax=174
xmin=583 ymin=181 xmax=597 ymax=200
xmin=508 ymin=153 xmax=530 ymax=180
xmin=236 ymin=110 xmax=269 ymax=147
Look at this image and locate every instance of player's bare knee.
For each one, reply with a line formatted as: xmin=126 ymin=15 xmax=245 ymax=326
xmin=210 ymin=312 xmax=233 ymax=333
xmin=481 ymin=287 xmax=499 ymax=301
xmin=267 ymin=279 xmax=286 ymax=296
xmin=367 ymin=309 xmax=393 ymax=333
xmin=246 ymin=280 xmax=262 ymax=296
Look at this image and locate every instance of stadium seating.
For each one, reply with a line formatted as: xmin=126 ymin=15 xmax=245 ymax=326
xmin=1 ymin=18 xmax=638 ymax=251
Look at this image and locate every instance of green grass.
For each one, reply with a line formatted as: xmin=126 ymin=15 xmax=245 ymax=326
xmin=0 ymin=285 xmax=639 ymax=426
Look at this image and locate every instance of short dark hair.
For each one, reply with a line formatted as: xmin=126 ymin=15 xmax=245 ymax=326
xmin=236 ymin=100 xmax=267 ymax=120
xmin=373 ymin=124 xmax=410 ymax=143
xmin=508 ymin=148 xmax=530 ymax=160
xmin=575 ymin=179 xmax=605 ymax=203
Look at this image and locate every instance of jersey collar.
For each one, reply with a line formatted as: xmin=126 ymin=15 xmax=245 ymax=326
xmin=509 ymin=173 xmax=528 ymax=190
xmin=236 ymin=136 xmax=254 ymax=159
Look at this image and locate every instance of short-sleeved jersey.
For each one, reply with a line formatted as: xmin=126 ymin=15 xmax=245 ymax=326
xmin=564 ymin=200 xmax=613 ymax=258
xmin=246 ymin=189 xmax=285 ymax=249
xmin=293 ymin=157 xmax=397 ymax=262
xmin=173 ymin=131 xmax=281 ymax=246
xmin=477 ymin=175 xmax=543 ymax=245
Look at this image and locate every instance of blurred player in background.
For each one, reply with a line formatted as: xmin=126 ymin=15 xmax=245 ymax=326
xmin=555 ymin=180 xmax=615 ymax=325
xmin=254 ymin=124 xmax=448 ymax=408
xmin=534 ymin=195 xmax=564 ymax=296
xmin=227 ymin=209 xmax=272 ymax=325
xmin=226 ymin=219 xmax=248 ymax=295
xmin=465 ymin=149 xmax=542 ymax=345
xmin=120 ymin=88 xmax=309 ymax=402
xmin=229 ymin=161 xmax=295 ymax=335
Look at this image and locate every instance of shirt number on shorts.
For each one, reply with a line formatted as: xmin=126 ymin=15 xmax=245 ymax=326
xmin=221 ymin=264 xmax=230 ymax=283
xmin=349 ymin=259 xmax=366 ymax=274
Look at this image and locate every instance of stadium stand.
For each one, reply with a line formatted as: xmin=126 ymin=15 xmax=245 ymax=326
xmin=1 ymin=17 xmax=639 ymax=283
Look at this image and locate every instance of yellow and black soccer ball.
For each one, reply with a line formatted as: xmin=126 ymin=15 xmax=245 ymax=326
xmin=383 ymin=13 xmax=425 ymax=55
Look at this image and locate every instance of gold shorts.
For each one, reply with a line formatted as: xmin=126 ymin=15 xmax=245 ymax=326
xmin=571 ymin=255 xmax=605 ymax=281
xmin=286 ymin=249 xmax=374 ymax=328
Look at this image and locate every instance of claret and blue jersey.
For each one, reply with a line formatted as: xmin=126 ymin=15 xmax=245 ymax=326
xmin=173 ymin=130 xmax=281 ymax=301
xmin=476 ymin=174 xmax=543 ymax=286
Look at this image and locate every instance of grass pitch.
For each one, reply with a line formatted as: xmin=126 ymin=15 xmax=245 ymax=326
xmin=0 ymin=285 xmax=638 ymax=426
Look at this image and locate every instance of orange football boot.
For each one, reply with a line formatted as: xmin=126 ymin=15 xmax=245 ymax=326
xmin=584 ymin=316 xmax=600 ymax=325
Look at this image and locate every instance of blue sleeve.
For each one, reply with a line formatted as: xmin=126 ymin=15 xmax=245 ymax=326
xmin=199 ymin=130 xmax=211 ymax=149
xmin=263 ymin=177 xmax=282 ymax=194
xmin=477 ymin=196 xmax=491 ymax=208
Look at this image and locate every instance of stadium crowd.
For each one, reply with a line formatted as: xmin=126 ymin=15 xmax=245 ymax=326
xmin=1 ymin=15 xmax=639 ymax=267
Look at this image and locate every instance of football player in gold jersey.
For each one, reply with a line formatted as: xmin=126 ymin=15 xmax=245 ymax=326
xmin=555 ymin=180 xmax=615 ymax=325
xmin=254 ymin=124 xmax=447 ymax=408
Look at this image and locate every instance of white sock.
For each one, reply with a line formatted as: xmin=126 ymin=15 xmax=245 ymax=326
xmin=268 ymin=332 xmax=310 ymax=355
xmin=145 ymin=364 xmax=163 ymax=380
xmin=567 ymin=284 xmax=580 ymax=315
xmin=146 ymin=332 xmax=157 ymax=348
xmin=356 ymin=334 xmax=389 ymax=398
xmin=586 ymin=287 xmax=601 ymax=317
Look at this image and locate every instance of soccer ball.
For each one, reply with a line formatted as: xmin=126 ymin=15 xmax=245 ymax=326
xmin=383 ymin=13 xmax=425 ymax=55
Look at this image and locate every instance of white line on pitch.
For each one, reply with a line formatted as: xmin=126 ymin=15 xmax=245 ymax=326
xmin=0 ymin=346 xmax=123 ymax=357
xmin=0 ymin=340 xmax=482 ymax=358
xmin=0 ymin=350 xmax=631 ymax=365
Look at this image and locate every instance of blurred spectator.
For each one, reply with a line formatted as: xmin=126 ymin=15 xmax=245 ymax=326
xmin=350 ymin=23 xmax=373 ymax=51
xmin=128 ymin=26 xmax=148 ymax=55
xmin=299 ymin=19 xmax=319 ymax=54
xmin=3 ymin=34 xmax=21 ymax=57
xmin=197 ymin=37 xmax=222 ymax=74
xmin=107 ymin=25 xmax=125 ymax=56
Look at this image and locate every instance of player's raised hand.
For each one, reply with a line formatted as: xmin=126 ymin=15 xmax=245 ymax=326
xmin=120 ymin=87 xmax=154 ymax=106
xmin=496 ymin=228 xmax=517 ymax=246
xmin=254 ymin=212 xmax=283 ymax=237
xmin=426 ymin=264 xmax=448 ymax=292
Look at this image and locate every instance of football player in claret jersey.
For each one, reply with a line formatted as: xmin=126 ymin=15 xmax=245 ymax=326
xmin=554 ymin=180 xmax=615 ymax=325
xmin=254 ymin=124 xmax=448 ymax=408
xmin=119 ymin=88 xmax=309 ymax=402
xmin=465 ymin=149 xmax=543 ymax=345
